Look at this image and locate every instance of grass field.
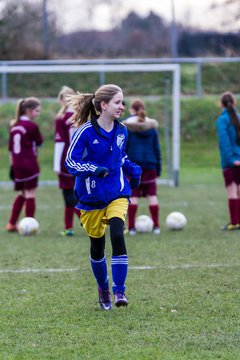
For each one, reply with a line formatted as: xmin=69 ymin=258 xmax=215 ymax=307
xmin=1 ymin=179 xmax=240 ymax=359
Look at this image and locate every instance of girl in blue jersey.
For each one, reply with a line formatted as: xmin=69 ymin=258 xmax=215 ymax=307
xmin=216 ymin=91 xmax=240 ymax=230
xmin=65 ymin=84 xmax=141 ymax=310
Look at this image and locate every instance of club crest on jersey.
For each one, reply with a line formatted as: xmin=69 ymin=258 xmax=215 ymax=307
xmin=116 ymin=134 xmax=125 ymax=149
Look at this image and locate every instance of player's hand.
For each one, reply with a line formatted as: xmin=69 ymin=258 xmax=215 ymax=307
xmin=9 ymin=165 xmax=15 ymax=181
xmin=234 ymin=160 xmax=240 ymax=166
xmin=129 ymin=177 xmax=140 ymax=189
xmin=95 ymin=167 xmax=109 ymax=178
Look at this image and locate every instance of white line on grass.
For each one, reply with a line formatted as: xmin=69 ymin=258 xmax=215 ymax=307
xmin=0 ymin=263 xmax=240 ymax=274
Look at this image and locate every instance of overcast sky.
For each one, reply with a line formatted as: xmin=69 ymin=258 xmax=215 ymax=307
xmin=45 ymin=0 xmax=236 ymax=33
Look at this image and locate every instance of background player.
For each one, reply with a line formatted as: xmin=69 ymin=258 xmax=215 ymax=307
xmin=123 ymin=98 xmax=161 ymax=235
xmin=216 ymin=91 xmax=240 ymax=230
xmin=53 ymin=86 xmax=81 ymax=236
xmin=6 ymin=97 xmax=43 ymax=232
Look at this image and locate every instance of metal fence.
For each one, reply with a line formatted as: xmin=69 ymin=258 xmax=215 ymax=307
xmin=1 ymin=57 xmax=240 ymax=99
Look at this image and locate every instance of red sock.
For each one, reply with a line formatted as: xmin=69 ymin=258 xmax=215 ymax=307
xmin=128 ymin=204 xmax=138 ymax=229
xmin=25 ymin=198 xmax=36 ymax=217
xmin=65 ymin=207 xmax=74 ymax=230
xmin=9 ymin=195 xmax=25 ymax=225
xmin=149 ymin=204 xmax=160 ymax=227
xmin=228 ymin=199 xmax=239 ymax=225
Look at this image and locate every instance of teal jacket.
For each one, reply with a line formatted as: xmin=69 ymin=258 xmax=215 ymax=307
xmin=216 ymin=108 xmax=240 ymax=169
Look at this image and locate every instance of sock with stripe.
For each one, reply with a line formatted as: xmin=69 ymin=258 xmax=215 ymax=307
xmin=90 ymin=256 xmax=109 ymax=290
xmin=111 ymin=255 xmax=128 ymax=294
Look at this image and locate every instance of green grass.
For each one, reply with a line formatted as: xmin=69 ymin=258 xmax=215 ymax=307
xmin=0 ymin=92 xmax=238 ymax=358
xmin=0 ymin=180 xmax=240 ymax=359
xmin=2 ymin=63 xmax=240 ymax=98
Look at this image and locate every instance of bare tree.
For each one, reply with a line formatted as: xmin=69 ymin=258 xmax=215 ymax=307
xmin=210 ymin=0 xmax=240 ymax=31
xmin=0 ymin=0 xmax=58 ymax=59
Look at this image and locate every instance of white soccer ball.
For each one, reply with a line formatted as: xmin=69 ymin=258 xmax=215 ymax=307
xmin=18 ymin=217 xmax=40 ymax=236
xmin=135 ymin=215 xmax=154 ymax=233
xmin=166 ymin=212 xmax=187 ymax=230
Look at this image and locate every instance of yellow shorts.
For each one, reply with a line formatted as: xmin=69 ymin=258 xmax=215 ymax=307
xmin=80 ymin=198 xmax=128 ymax=238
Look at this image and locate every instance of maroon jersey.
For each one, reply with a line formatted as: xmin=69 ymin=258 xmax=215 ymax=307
xmin=9 ymin=118 xmax=43 ymax=182
xmin=54 ymin=110 xmax=75 ymax=188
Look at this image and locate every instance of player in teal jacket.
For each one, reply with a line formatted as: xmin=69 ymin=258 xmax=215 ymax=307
xmin=216 ymin=91 xmax=240 ymax=230
xmin=65 ymin=84 xmax=141 ymax=310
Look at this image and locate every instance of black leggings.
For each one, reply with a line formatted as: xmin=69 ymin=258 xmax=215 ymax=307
xmin=90 ymin=217 xmax=127 ymax=260
xmin=62 ymin=189 xmax=78 ymax=207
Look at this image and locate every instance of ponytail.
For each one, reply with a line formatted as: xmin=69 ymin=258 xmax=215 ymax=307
xmin=130 ymin=99 xmax=146 ymax=122
xmin=67 ymin=92 xmax=97 ymax=127
xmin=10 ymin=99 xmax=25 ymax=127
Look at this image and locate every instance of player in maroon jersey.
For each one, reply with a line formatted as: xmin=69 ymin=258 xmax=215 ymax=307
xmin=6 ymin=97 xmax=44 ymax=232
xmin=53 ymin=86 xmax=81 ymax=236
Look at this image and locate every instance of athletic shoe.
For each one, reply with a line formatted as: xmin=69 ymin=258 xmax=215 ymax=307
xmin=153 ymin=226 xmax=161 ymax=235
xmin=128 ymin=228 xmax=136 ymax=236
xmin=114 ymin=292 xmax=128 ymax=307
xmin=221 ymin=223 xmax=240 ymax=231
xmin=98 ymin=287 xmax=112 ymax=310
xmin=6 ymin=223 xmax=18 ymax=232
xmin=60 ymin=229 xmax=74 ymax=236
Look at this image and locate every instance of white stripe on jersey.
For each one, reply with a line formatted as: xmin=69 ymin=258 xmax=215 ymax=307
xmin=66 ymin=122 xmax=98 ymax=173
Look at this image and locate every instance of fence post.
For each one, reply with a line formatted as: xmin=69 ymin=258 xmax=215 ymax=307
xmin=1 ymin=63 xmax=7 ymax=99
xmin=99 ymin=71 xmax=105 ymax=85
xmin=196 ymin=61 xmax=202 ymax=97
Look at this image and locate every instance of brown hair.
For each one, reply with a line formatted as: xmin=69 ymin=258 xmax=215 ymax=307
xmin=221 ymin=91 xmax=240 ymax=144
xmin=10 ymin=97 xmax=41 ymax=127
xmin=130 ymin=99 xmax=146 ymax=122
xmin=57 ymin=86 xmax=75 ymax=117
xmin=67 ymin=84 xmax=122 ymax=127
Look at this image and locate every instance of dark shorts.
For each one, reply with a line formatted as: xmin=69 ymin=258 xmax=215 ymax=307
xmin=15 ymin=177 xmax=38 ymax=191
xmin=131 ymin=169 xmax=157 ymax=197
xmin=59 ymin=173 xmax=75 ymax=190
xmin=223 ymin=167 xmax=240 ymax=187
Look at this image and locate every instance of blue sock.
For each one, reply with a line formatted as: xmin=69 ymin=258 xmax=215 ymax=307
xmin=90 ymin=257 xmax=109 ymax=290
xmin=111 ymin=255 xmax=128 ymax=294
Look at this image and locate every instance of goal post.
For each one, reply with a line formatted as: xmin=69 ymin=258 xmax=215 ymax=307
xmin=0 ymin=63 xmax=181 ymax=186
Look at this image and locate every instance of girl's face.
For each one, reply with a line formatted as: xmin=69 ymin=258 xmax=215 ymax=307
xmin=26 ymin=105 xmax=41 ymax=120
xmin=101 ymin=92 xmax=125 ymax=119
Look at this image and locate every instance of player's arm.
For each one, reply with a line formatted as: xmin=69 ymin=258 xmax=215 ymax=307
xmin=65 ymin=129 xmax=108 ymax=178
xmin=121 ymin=131 xmax=142 ymax=181
xmin=154 ymin=129 xmax=162 ymax=176
xmin=217 ymin=118 xmax=235 ymax=166
xmin=53 ymin=142 xmax=65 ymax=174
xmin=53 ymin=119 xmax=65 ymax=174
xmin=34 ymin=125 xmax=44 ymax=146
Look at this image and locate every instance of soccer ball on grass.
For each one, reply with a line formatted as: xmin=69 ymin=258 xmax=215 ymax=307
xmin=18 ymin=217 xmax=40 ymax=236
xmin=135 ymin=215 xmax=154 ymax=233
xmin=166 ymin=212 xmax=187 ymax=230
